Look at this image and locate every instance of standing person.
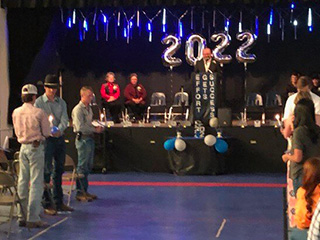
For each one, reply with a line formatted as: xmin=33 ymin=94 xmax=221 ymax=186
xmin=124 ymin=73 xmax=147 ymax=121
xmin=282 ymin=98 xmax=320 ymax=230
xmin=100 ymin=72 xmax=121 ymax=123
xmin=12 ymin=84 xmax=51 ymax=228
xmin=282 ymin=76 xmax=320 ymax=139
xmin=282 ymin=98 xmax=320 ymax=194
xmin=288 ymin=157 xmax=320 ymax=240
xmin=72 ymin=86 xmax=103 ymax=201
xmin=194 ymin=48 xmax=222 ymax=74
xmin=295 ymin=158 xmax=320 ymax=229
xmin=35 ymin=74 xmax=73 ymax=214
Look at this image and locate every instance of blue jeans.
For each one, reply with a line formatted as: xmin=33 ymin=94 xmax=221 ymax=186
xmin=18 ymin=143 xmax=44 ymax=222
xmin=43 ymin=136 xmax=66 ymax=207
xmin=75 ymin=137 xmax=95 ymax=193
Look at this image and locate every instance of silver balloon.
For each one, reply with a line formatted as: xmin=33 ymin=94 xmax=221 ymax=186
xmin=161 ymin=35 xmax=182 ymax=69
xmin=236 ymin=31 xmax=257 ymax=67
xmin=185 ymin=34 xmax=207 ymax=66
xmin=211 ymin=32 xmax=232 ymax=66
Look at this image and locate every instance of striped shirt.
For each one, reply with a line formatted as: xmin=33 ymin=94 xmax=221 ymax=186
xmin=308 ymin=200 xmax=320 ymax=240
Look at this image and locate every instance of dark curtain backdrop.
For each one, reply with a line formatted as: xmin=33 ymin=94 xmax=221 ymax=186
xmin=6 ymin=6 xmax=320 ymax=122
xmin=3 ymin=0 xmax=320 ymax=8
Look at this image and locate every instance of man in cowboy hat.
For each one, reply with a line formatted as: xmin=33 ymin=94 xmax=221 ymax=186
xmin=35 ymin=74 xmax=73 ymax=214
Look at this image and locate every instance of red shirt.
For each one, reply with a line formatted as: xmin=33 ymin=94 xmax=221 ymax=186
xmin=100 ymin=82 xmax=120 ymax=102
xmin=124 ymin=83 xmax=147 ymax=104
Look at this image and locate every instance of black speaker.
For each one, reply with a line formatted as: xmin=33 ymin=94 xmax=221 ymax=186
xmin=218 ymin=108 xmax=232 ymax=127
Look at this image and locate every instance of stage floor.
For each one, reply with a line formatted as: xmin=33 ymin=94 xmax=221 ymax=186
xmin=0 ymin=173 xmax=286 ymax=240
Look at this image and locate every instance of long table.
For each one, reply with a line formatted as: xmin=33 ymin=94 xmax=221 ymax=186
xmin=64 ymin=124 xmax=287 ymax=175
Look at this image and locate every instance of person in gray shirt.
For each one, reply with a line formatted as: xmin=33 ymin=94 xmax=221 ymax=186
xmin=72 ymin=86 xmax=103 ymax=201
xmin=282 ymin=98 xmax=320 ymax=195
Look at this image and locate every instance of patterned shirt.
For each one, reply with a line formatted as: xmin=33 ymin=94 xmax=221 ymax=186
xmin=308 ymin=200 xmax=320 ymax=240
xmin=12 ymin=103 xmax=51 ymax=144
xmin=35 ymin=94 xmax=69 ymax=134
xmin=71 ymin=101 xmax=95 ymax=135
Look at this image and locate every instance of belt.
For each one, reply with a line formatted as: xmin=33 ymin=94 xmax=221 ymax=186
xmin=23 ymin=140 xmax=42 ymax=147
xmin=81 ymin=134 xmax=94 ymax=139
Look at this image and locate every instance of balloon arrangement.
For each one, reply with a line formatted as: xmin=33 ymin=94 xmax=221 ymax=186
xmin=162 ymin=31 xmax=256 ymax=70
xmin=163 ymin=117 xmax=228 ymax=153
xmin=164 ymin=137 xmax=187 ymax=152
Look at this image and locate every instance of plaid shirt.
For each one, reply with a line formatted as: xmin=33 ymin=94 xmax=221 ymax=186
xmin=308 ymin=200 xmax=320 ymax=240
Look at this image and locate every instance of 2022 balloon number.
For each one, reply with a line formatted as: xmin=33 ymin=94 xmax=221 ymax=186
xmin=161 ymin=31 xmax=256 ymax=70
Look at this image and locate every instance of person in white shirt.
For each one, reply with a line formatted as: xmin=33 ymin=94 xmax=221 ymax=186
xmin=282 ymin=76 xmax=320 ymax=139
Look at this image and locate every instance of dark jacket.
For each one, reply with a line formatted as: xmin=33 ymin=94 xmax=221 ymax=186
xmin=124 ymin=83 xmax=147 ymax=105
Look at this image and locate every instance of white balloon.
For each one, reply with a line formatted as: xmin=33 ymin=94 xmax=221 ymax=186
xmin=204 ymin=135 xmax=216 ymax=147
xmin=175 ymin=139 xmax=186 ymax=152
xmin=209 ymin=117 xmax=219 ymax=128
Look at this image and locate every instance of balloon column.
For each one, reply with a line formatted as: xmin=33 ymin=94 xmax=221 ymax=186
xmin=185 ymin=34 xmax=207 ymax=66
xmin=211 ymin=32 xmax=232 ymax=67
xmin=236 ymin=31 xmax=257 ymax=70
xmin=161 ymin=35 xmax=182 ymax=70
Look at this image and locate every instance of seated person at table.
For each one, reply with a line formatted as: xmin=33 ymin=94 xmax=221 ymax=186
xmin=285 ymin=71 xmax=300 ymax=100
xmin=100 ymin=72 xmax=121 ymax=123
xmin=311 ymin=73 xmax=320 ymax=97
xmin=124 ymin=73 xmax=147 ymax=121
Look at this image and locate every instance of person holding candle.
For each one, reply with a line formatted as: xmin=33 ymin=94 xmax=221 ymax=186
xmin=35 ymin=74 xmax=73 ymax=214
xmin=100 ymin=72 xmax=121 ymax=123
xmin=282 ymin=98 xmax=320 ymax=195
xmin=72 ymin=86 xmax=103 ymax=201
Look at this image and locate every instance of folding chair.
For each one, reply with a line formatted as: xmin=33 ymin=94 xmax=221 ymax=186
xmin=0 ymin=150 xmax=10 ymax=173
xmin=0 ymin=171 xmax=27 ymax=238
xmin=245 ymin=93 xmax=264 ymax=120
xmin=168 ymin=92 xmax=190 ymax=121
xmin=265 ymin=91 xmax=283 ymax=119
xmin=146 ymin=92 xmax=167 ymax=123
xmin=62 ymin=154 xmax=85 ymax=206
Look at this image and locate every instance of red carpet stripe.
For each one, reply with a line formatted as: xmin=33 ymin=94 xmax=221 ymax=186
xmin=63 ymin=181 xmax=286 ymax=188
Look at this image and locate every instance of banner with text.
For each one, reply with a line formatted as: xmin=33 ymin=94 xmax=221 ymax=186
xmin=193 ymin=73 xmax=217 ymax=123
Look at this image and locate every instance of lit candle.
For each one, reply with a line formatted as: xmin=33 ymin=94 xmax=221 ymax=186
xmin=275 ymin=114 xmax=281 ymax=127
xmin=48 ymin=115 xmax=54 ymax=127
xmin=100 ymin=113 xmax=104 ymax=122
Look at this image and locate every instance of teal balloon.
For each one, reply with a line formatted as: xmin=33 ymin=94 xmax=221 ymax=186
xmin=51 ymin=126 xmax=59 ymax=134
xmin=215 ymin=139 xmax=228 ymax=153
xmin=164 ymin=138 xmax=175 ymax=151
